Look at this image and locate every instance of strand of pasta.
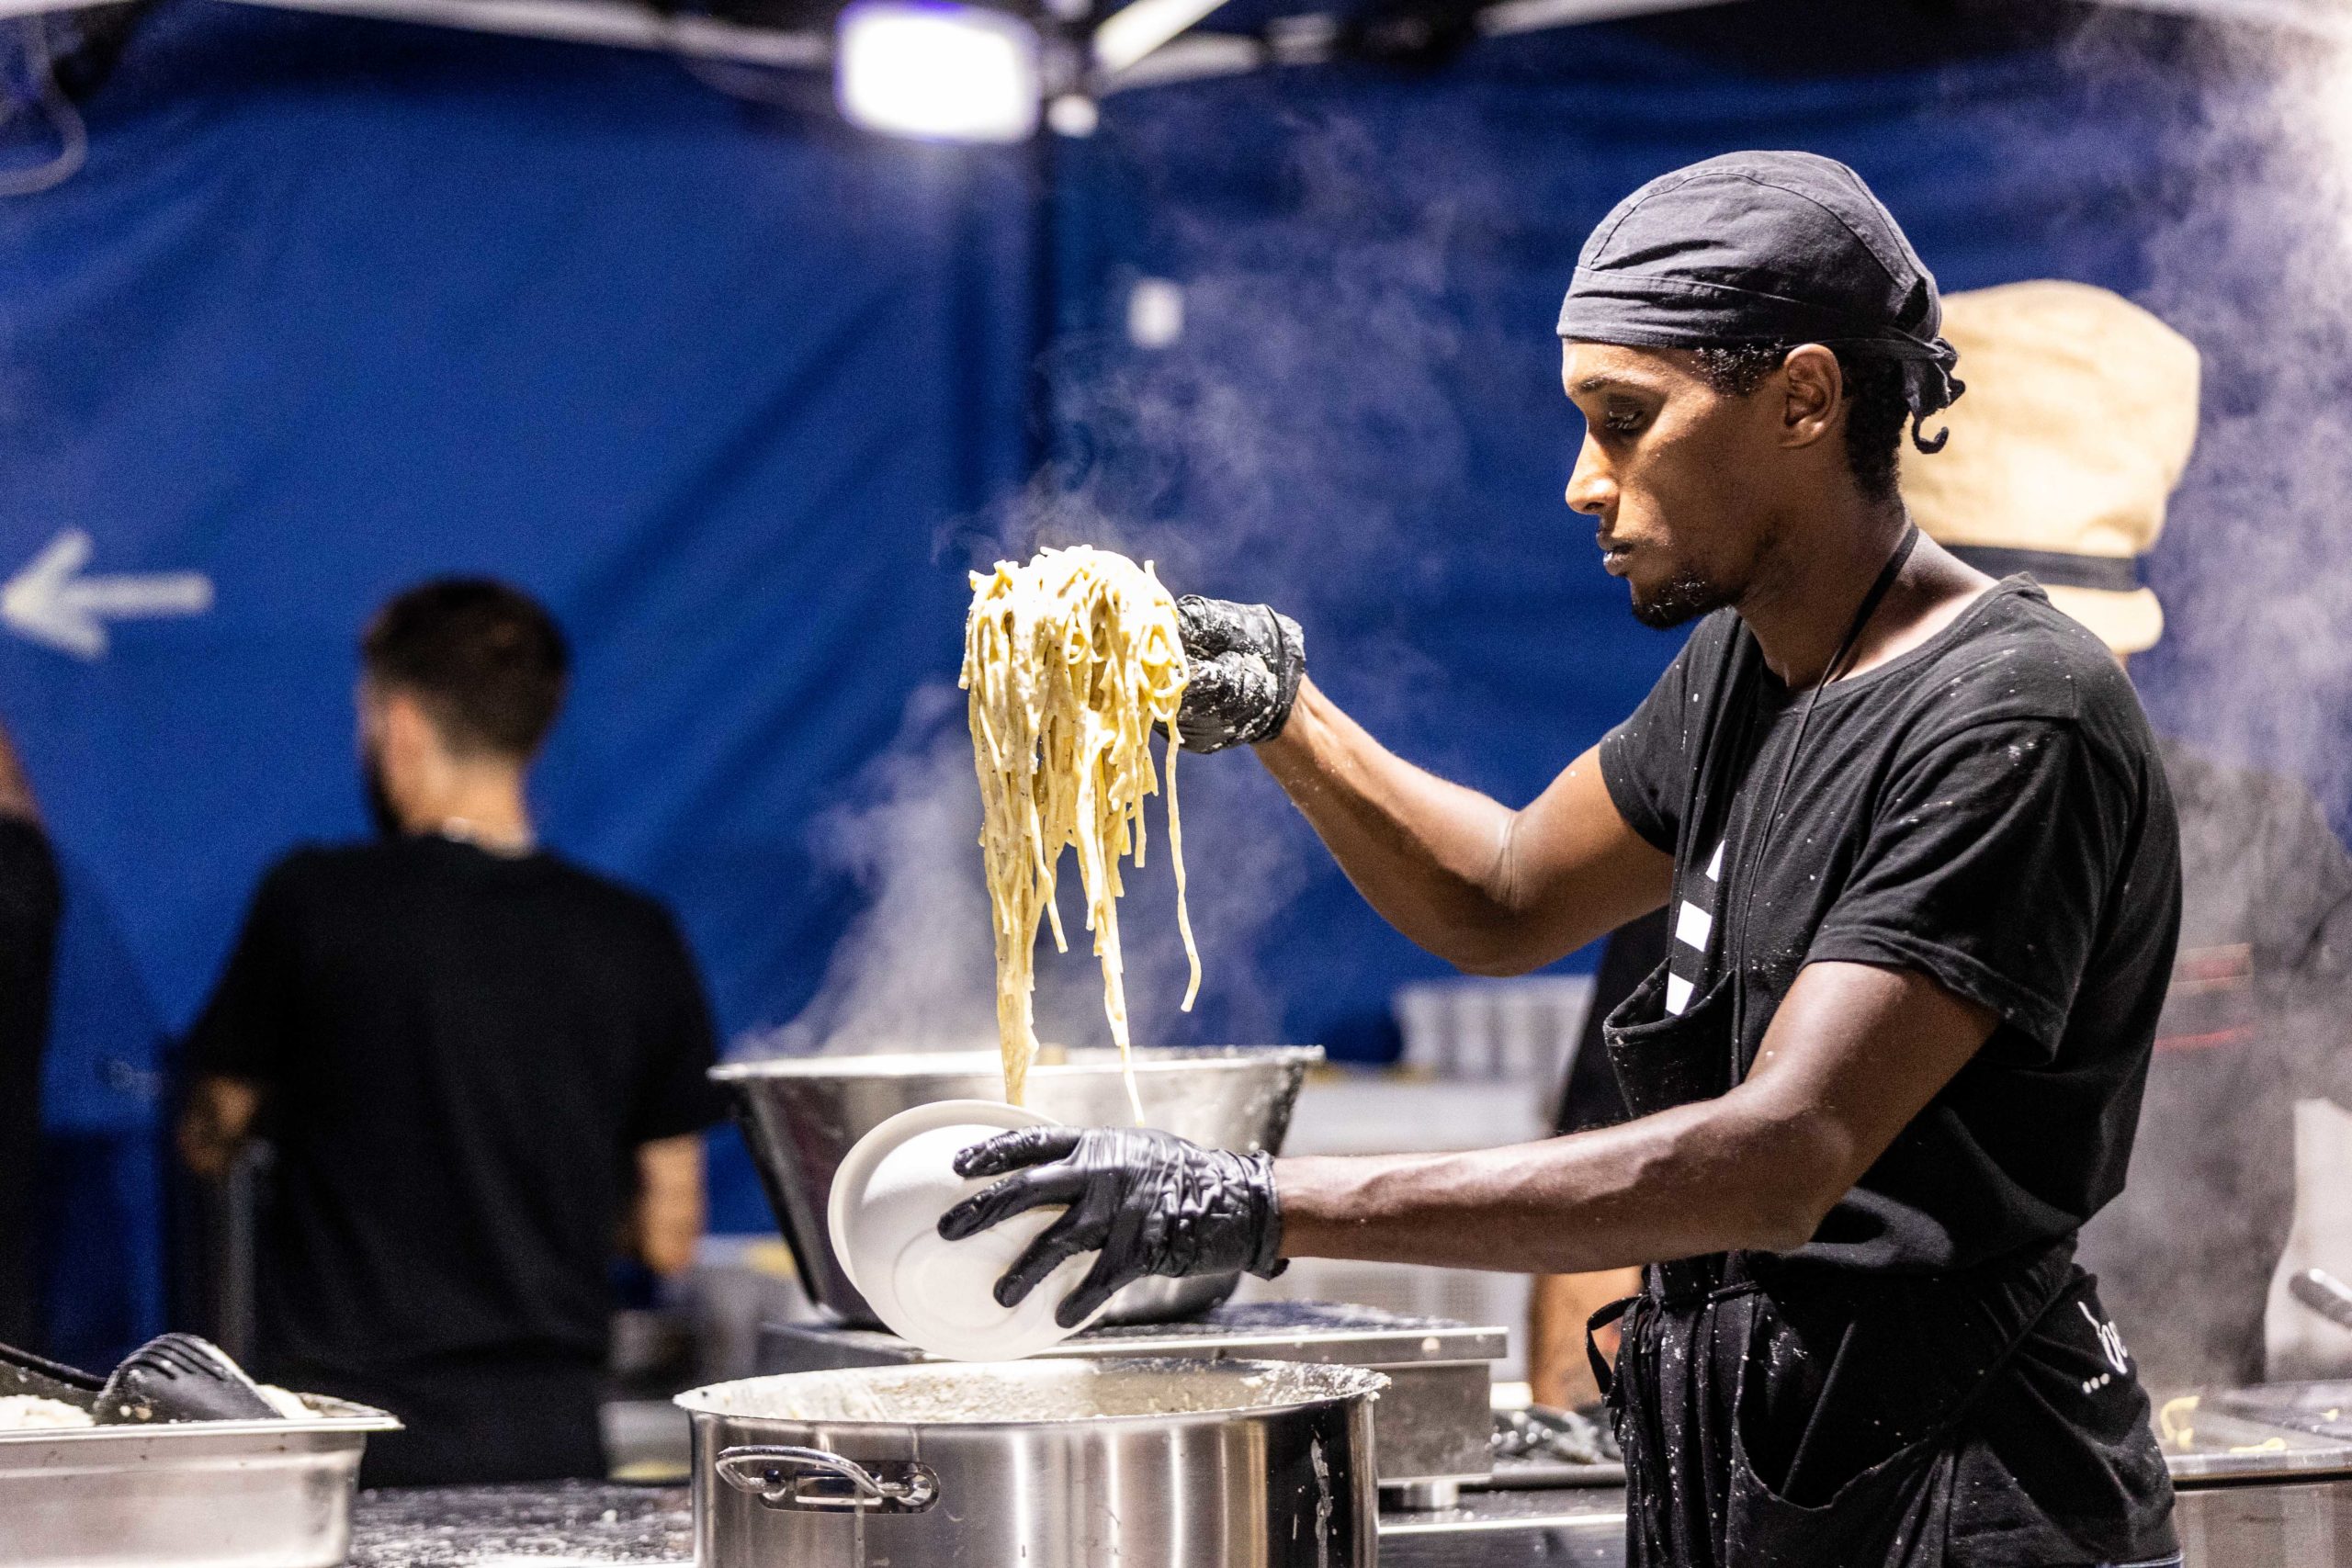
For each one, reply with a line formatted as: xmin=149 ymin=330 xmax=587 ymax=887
xmin=961 ymin=546 xmax=1198 ymax=1119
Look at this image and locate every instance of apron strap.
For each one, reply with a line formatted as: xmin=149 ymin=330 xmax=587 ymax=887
xmin=1581 ymin=1278 xmax=1766 ymax=1401
xmin=1585 ymin=1294 xmax=1637 ymax=1400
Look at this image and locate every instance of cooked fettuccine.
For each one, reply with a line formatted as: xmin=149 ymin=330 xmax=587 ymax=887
xmin=961 ymin=547 xmax=1198 ymax=1116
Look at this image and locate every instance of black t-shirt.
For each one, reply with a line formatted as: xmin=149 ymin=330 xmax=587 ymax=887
xmin=1600 ymin=579 xmax=2182 ymax=1274
xmin=0 ymin=817 xmax=61 ymax=1348
xmin=185 ymin=835 xmax=727 ymax=1377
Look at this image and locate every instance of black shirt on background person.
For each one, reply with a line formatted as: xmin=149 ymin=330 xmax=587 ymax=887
xmin=179 ymin=579 xmax=727 ymax=1486
xmin=0 ymin=720 xmax=62 ymax=1351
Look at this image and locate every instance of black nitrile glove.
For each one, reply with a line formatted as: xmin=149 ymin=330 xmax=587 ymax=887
xmin=936 ymin=1126 xmax=1287 ymax=1330
xmin=1174 ymin=595 xmax=1306 ymax=753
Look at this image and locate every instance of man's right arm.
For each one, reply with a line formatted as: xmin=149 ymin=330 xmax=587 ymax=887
xmin=1255 ymin=678 xmax=1671 ymax=975
xmin=179 ymin=863 xmax=300 ymax=1179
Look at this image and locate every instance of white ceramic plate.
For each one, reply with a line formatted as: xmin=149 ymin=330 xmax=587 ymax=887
xmin=827 ymin=1099 xmax=1053 ymax=1296
xmin=827 ymin=1099 xmax=1102 ymax=1359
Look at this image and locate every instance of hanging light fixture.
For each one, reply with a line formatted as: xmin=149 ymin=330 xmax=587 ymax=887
xmin=834 ymin=0 xmax=1043 ymax=143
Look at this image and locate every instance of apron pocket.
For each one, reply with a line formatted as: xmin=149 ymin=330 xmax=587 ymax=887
xmin=1602 ymin=960 xmax=1739 ymax=1122
xmin=1725 ymin=1421 xmax=1953 ymax=1568
xmin=1720 ymin=1248 xmax=2084 ymax=1568
xmin=1723 ymin=1286 xmax=1956 ymax=1568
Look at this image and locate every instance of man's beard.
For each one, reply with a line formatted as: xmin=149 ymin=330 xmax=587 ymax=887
xmin=1630 ymin=569 xmax=1733 ymax=630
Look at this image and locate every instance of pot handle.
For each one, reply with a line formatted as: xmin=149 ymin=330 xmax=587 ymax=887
xmin=715 ymin=1444 xmax=940 ymax=1514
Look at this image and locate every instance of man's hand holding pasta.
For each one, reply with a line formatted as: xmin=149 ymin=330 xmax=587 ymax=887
xmin=1172 ymin=594 xmax=1306 ymax=753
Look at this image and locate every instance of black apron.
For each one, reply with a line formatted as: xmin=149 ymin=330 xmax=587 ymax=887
xmin=1585 ymin=531 xmax=2179 ymax=1567
xmin=1589 ymin=965 xmax=2178 ymax=1568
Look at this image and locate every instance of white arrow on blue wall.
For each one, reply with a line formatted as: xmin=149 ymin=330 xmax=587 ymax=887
xmin=1 ymin=530 xmax=215 ymax=660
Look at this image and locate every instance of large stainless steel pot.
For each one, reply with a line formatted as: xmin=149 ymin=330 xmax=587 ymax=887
xmin=678 ymin=1357 xmax=1385 ymax=1568
xmin=715 ymin=1044 xmax=1321 ymax=1325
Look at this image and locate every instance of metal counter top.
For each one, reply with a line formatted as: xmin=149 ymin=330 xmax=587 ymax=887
xmin=345 ymin=1377 xmax=2352 ymax=1568
xmin=350 ymin=1483 xmax=692 ymax=1566
xmin=345 ymin=1479 xmax=1624 ymax=1568
xmin=345 ymin=1472 xmax=2352 ymax=1568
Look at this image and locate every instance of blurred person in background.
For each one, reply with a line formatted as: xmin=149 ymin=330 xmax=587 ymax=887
xmin=177 ymin=579 xmax=728 ymax=1486
xmin=0 ymin=715 xmax=62 ymax=1350
xmin=1905 ymin=281 xmax=2352 ymax=1394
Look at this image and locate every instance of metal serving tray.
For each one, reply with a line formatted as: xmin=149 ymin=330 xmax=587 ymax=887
xmin=0 ymin=1395 xmax=399 ymax=1567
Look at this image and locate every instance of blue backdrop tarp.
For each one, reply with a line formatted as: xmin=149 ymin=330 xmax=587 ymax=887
xmin=0 ymin=0 xmax=2320 ymax=1355
xmin=1 ymin=3 xmax=1039 ymax=1352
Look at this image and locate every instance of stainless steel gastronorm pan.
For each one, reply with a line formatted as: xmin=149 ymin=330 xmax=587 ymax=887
xmin=0 ymin=1396 xmax=399 ymax=1568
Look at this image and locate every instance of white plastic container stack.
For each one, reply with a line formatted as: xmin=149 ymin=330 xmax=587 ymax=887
xmin=1393 ymin=975 xmax=1594 ymax=1086
xmin=1253 ymin=975 xmax=1603 ymax=1382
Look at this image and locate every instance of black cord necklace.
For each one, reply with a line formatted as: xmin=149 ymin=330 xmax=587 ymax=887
xmin=1725 ymin=524 xmax=1920 ymax=1082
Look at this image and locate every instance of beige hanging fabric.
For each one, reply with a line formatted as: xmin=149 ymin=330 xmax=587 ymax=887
xmin=1899 ymin=279 xmax=2200 ymax=655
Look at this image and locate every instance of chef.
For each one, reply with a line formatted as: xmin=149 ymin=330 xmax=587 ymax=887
xmin=1527 ymin=277 xmax=2336 ymax=1410
xmin=944 ymin=152 xmax=2183 ymax=1566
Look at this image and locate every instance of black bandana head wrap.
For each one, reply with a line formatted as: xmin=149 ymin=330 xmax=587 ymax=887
xmin=1555 ymin=151 xmax=1964 ymax=452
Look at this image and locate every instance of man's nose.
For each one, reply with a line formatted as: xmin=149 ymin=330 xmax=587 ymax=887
xmin=1566 ymin=434 xmax=1616 ymax=517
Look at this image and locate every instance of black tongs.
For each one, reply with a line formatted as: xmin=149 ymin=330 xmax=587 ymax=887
xmin=1 ymin=1333 xmax=282 ymax=1424
xmin=0 ymin=1337 xmax=100 ymax=1408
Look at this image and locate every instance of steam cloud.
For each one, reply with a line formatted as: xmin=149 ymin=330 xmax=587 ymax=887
xmin=752 ymin=17 xmax=2352 ymax=1068
xmin=2125 ymin=29 xmax=2352 ymax=807
xmin=741 ymin=101 xmax=1509 ymax=1058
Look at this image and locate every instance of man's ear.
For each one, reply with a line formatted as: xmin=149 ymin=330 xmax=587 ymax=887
xmin=1780 ymin=344 xmax=1842 ymax=452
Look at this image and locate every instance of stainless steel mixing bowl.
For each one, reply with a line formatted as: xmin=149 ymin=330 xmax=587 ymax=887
xmin=714 ymin=1045 xmax=1322 ymax=1326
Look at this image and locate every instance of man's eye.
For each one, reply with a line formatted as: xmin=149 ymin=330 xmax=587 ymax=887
xmin=1602 ymin=408 xmax=1646 ymax=434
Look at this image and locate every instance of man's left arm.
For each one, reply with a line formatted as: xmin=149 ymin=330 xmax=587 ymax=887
xmin=1289 ymin=716 xmax=2138 ymax=1273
